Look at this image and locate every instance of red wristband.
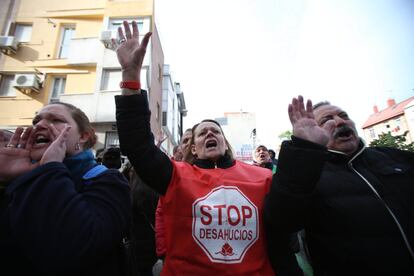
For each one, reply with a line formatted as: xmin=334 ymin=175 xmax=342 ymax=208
xmin=120 ymin=81 xmax=141 ymax=90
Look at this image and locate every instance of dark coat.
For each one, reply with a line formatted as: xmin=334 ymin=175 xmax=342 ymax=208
xmin=129 ymin=172 xmax=159 ymax=275
xmin=265 ymin=137 xmax=414 ymax=276
xmin=0 ymin=162 xmax=130 ymax=276
xmin=115 ymin=92 xmax=302 ymax=275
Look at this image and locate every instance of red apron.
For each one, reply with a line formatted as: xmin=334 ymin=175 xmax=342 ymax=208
xmin=161 ymin=160 xmax=275 ymax=276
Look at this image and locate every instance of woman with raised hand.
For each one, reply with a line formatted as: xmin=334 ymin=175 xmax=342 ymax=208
xmin=0 ymin=102 xmax=130 ymax=276
xmin=114 ymin=21 xmax=277 ymax=275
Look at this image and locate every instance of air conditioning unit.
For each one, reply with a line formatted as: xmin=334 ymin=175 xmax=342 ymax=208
xmin=13 ymin=73 xmax=42 ymax=94
xmin=99 ymin=30 xmax=114 ymax=49
xmin=0 ymin=36 xmax=18 ymax=55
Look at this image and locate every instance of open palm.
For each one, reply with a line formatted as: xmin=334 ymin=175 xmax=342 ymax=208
xmin=113 ymin=21 xmax=152 ymax=79
xmin=288 ymin=96 xmax=332 ymax=146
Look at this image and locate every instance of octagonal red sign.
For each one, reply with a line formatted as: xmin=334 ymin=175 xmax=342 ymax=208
xmin=192 ymin=186 xmax=259 ymax=263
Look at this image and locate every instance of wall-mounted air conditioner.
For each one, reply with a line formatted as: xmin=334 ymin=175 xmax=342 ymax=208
xmin=13 ymin=73 xmax=42 ymax=94
xmin=99 ymin=30 xmax=114 ymax=49
xmin=0 ymin=36 xmax=18 ymax=55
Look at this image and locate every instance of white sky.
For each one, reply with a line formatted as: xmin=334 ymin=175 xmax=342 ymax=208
xmin=154 ymin=0 xmax=414 ymax=150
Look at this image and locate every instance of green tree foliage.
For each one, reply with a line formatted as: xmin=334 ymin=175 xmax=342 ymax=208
xmin=369 ymin=131 xmax=414 ymax=152
xmin=278 ymin=130 xmax=292 ymax=141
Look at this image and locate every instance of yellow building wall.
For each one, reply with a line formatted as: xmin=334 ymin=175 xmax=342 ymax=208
xmin=66 ymin=69 xmax=96 ymax=94
xmin=0 ymin=0 xmax=155 ymax=128
xmin=15 ymin=0 xmax=105 ymax=18
xmin=0 ymin=98 xmax=44 ymax=126
xmin=105 ymin=0 xmax=153 ymax=18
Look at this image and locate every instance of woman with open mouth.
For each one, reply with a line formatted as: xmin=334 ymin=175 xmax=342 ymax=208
xmin=0 ymin=102 xmax=130 ymax=276
xmin=113 ymin=20 xmax=293 ymax=275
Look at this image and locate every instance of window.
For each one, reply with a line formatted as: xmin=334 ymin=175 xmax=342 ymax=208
xmin=395 ymin=118 xmax=401 ymax=126
xmin=105 ymin=131 xmax=120 ymax=148
xmin=0 ymin=75 xmax=16 ymax=97
xmin=58 ymin=26 xmax=75 ymax=58
xmin=14 ymin=24 xmax=32 ymax=43
xmin=109 ymin=19 xmax=144 ymax=34
xmin=50 ymin=77 xmax=66 ymax=102
xmin=369 ymin=128 xmax=375 ymax=139
xmin=101 ymin=69 xmax=122 ymax=91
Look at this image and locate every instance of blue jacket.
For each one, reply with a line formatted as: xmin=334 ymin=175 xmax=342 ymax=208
xmin=0 ymin=159 xmax=130 ymax=275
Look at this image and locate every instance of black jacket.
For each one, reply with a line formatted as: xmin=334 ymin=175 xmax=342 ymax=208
xmin=0 ymin=162 xmax=130 ymax=276
xmin=116 ymin=93 xmax=303 ymax=275
xmin=264 ymin=137 xmax=414 ymax=276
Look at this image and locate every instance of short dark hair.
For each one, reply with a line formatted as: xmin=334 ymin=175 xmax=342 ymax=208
xmin=102 ymin=147 xmax=121 ymax=169
xmin=312 ymin=101 xmax=331 ymax=110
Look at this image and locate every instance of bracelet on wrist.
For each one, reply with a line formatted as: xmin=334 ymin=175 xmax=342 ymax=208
xmin=120 ymin=81 xmax=141 ymax=90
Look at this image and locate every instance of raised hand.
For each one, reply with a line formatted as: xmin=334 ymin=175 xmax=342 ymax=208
xmin=112 ymin=21 xmax=152 ymax=82
xmin=0 ymin=127 xmax=39 ymax=182
xmin=288 ymin=96 xmax=333 ymax=146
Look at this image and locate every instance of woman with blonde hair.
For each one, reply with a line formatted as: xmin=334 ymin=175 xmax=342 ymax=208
xmin=114 ymin=21 xmax=275 ymax=275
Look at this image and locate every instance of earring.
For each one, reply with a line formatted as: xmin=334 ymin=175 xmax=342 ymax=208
xmin=75 ymin=143 xmax=80 ymax=150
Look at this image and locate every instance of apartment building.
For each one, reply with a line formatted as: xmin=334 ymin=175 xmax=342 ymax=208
xmin=161 ymin=64 xmax=187 ymax=154
xmin=215 ymin=112 xmax=256 ymax=163
xmin=0 ymin=0 xmax=176 ymax=152
xmin=362 ymin=96 xmax=414 ymax=145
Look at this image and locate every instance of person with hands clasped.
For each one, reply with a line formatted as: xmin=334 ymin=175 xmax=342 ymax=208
xmin=0 ymin=102 xmax=130 ymax=276
xmin=114 ymin=21 xmax=280 ymax=275
xmin=264 ymin=96 xmax=414 ymax=276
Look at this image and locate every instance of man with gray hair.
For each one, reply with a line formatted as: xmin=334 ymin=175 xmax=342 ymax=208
xmin=265 ymin=96 xmax=414 ymax=276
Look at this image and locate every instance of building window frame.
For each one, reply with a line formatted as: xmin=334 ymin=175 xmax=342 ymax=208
xmin=14 ymin=23 xmax=33 ymax=43
xmin=58 ymin=25 xmax=76 ymax=59
xmin=369 ymin=128 xmax=376 ymax=139
xmin=105 ymin=131 xmax=120 ymax=148
xmin=108 ymin=18 xmax=146 ymax=39
xmin=0 ymin=74 xmax=16 ymax=97
xmin=49 ymin=76 xmax=67 ymax=102
xmin=101 ymin=68 xmax=122 ymax=91
xmin=100 ymin=66 xmax=149 ymax=92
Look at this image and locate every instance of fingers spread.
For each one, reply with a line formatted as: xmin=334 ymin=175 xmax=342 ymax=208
xmin=111 ymin=38 xmax=118 ymax=50
xmin=306 ymin=99 xmax=314 ymax=118
xmin=140 ymin=32 xmax=152 ymax=51
xmin=291 ymin=97 xmax=302 ymax=121
xmin=118 ymin=26 xmax=126 ymax=42
xmin=9 ymin=127 xmax=23 ymax=147
xmin=19 ymin=127 xmax=33 ymax=149
xmin=288 ymin=104 xmax=296 ymax=124
xmin=132 ymin=20 xmax=139 ymax=39
xmin=298 ymin=95 xmax=308 ymax=118
xmin=123 ymin=21 xmax=132 ymax=39
xmin=25 ymin=126 xmax=36 ymax=151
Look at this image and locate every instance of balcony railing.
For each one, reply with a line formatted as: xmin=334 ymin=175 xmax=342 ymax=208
xmin=67 ymin=37 xmax=101 ymax=66
xmin=59 ymin=90 xmax=121 ymax=123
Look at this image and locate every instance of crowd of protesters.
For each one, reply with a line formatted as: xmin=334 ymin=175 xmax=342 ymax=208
xmin=0 ymin=19 xmax=413 ymax=276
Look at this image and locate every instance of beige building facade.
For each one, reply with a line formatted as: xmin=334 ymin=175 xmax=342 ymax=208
xmin=362 ymin=97 xmax=414 ymax=145
xmin=0 ymin=0 xmax=164 ymax=151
